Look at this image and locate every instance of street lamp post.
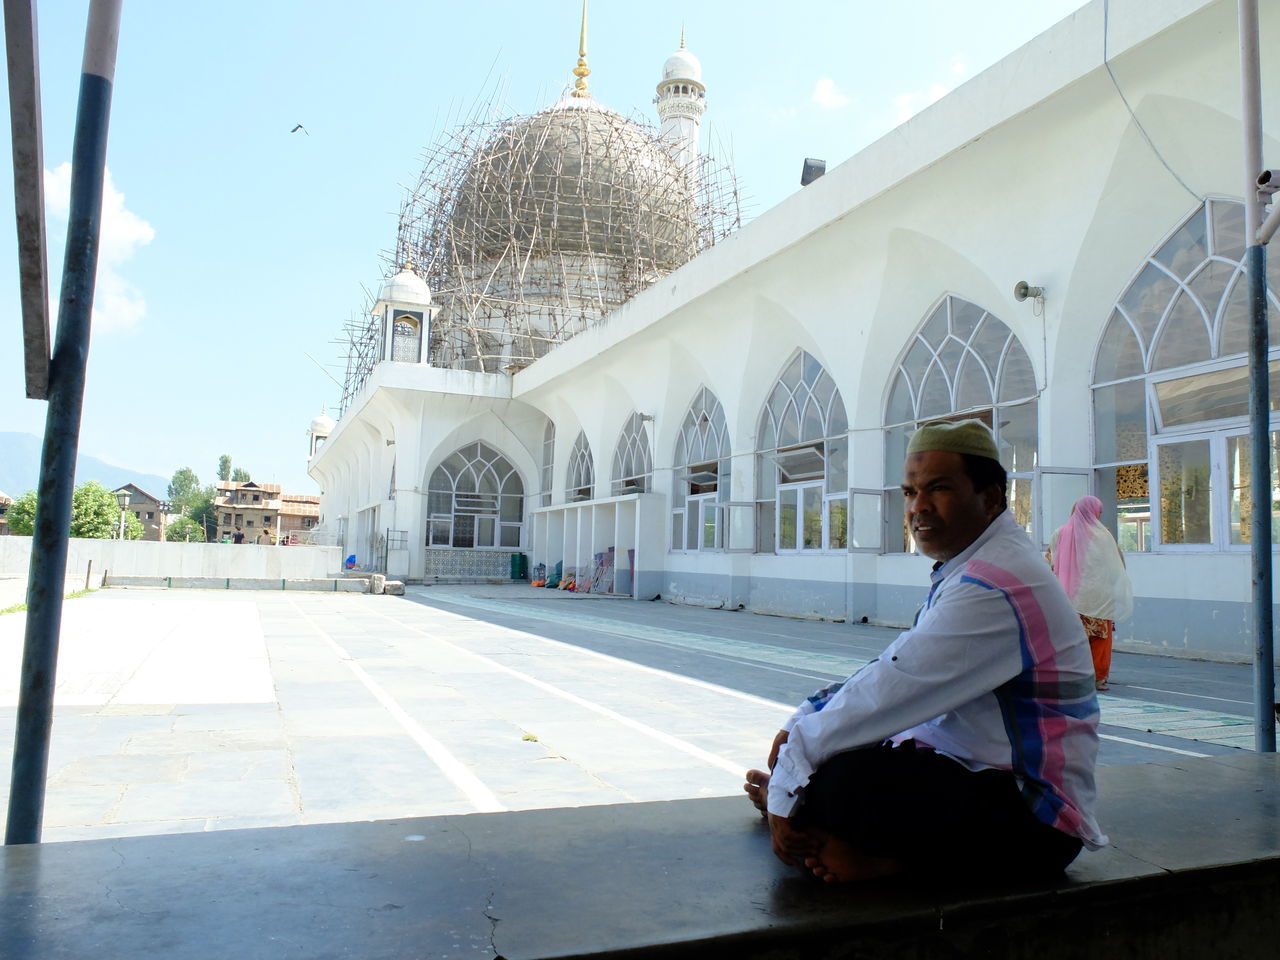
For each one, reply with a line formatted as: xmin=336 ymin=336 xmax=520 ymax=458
xmin=114 ymin=488 xmax=129 ymax=541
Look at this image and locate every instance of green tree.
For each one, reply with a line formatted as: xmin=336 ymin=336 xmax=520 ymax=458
xmin=167 ymin=467 xmax=201 ymax=514
xmin=188 ymin=484 xmax=219 ymax=538
xmin=217 ymin=455 xmax=232 ymax=482
xmin=165 ymin=516 xmax=205 ymax=542
xmin=71 ymin=482 xmax=135 ymax=539
xmin=231 ymin=466 xmax=251 ymax=482
xmin=7 ymin=491 xmax=36 ymax=536
xmin=4 ymin=484 xmax=144 ymax=539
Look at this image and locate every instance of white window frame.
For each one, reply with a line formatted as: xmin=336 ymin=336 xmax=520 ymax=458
xmin=775 ymin=479 xmax=826 ymax=553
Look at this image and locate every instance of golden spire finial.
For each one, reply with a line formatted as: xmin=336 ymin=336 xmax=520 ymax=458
xmin=680 ymin=25 xmax=685 ymax=49
xmin=571 ymin=0 xmax=591 ymax=98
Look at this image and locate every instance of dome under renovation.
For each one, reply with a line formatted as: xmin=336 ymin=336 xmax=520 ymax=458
xmin=338 ymin=27 xmax=741 ymax=409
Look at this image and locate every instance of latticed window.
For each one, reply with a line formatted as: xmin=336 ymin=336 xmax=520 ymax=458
xmin=672 ymin=387 xmax=731 ymax=551
xmin=565 ymin=431 xmax=594 ymax=502
xmin=611 ymin=412 xmax=653 ymax=495
xmin=541 ymin=421 xmax=555 ymax=507
xmin=426 ymin=442 xmax=524 ymax=549
xmin=756 ymin=351 xmax=848 ymax=553
xmin=1092 ymin=199 xmax=1280 ymax=551
xmin=391 ymin=313 xmax=422 ymax=363
xmin=883 ymin=296 xmax=1038 ymax=551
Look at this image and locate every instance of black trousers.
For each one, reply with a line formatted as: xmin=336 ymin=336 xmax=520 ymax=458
xmin=794 ymin=741 xmax=1083 ymax=879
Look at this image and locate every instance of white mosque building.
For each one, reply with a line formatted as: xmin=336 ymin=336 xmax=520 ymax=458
xmin=309 ymin=0 xmax=1280 ymax=663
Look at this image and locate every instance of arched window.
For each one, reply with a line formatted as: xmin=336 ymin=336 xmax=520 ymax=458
xmin=426 ymin=442 xmax=524 ymax=549
xmin=756 ymin=351 xmax=848 ymax=552
xmin=541 ymin=421 xmax=555 ymax=507
xmin=672 ymin=387 xmax=731 ymax=551
xmin=566 ymin=431 xmax=594 ymax=502
xmin=392 ymin=313 xmax=422 ymax=363
xmin=1092 ymin=199 xmax=1280 ymax=551
xmin=611 ymin=412 xmax=653 ymax=494
xmin=883 ymin=295 xmax=1038 ymax=551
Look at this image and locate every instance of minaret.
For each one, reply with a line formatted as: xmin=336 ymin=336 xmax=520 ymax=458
xmin=655 ymin=28 xmax=706 ymax=176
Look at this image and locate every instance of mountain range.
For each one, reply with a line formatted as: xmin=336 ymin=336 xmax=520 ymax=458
xmin=0 ymin=432 xmax=171 ymax=500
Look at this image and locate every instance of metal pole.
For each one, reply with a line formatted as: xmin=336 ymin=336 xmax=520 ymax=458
xmin=1239 ymin=0 xmax=1275 ymax=753
xmin=5 ymin=0 xmax=123 ymax=845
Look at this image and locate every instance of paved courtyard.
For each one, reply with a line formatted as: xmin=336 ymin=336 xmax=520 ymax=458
xmin=1 ymin=586 xmax=787 ymax=842
xmin=1 ymin=583 xmax=1269 ymax=843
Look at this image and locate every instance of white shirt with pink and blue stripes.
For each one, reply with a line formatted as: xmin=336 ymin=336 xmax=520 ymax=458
xmin=768 ymin=509 xmax=1106 ymax=848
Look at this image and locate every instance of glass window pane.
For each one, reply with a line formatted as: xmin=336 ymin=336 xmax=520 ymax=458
xmin=500 ymin=494 xmax=522 ymax=522
xmin=1157 ymin=439 xmax=1213 ymax=544
xmin=781 ymin=354 xmax=802 ymax=390
xmin=1154 ymin=360 xmax=1280 ymax=427
xmin=850 ymin=493 xmax=882 ymax=550
xmin=1008 ymin=476 xmax=1032 ymax=536
xmin=1121 ymin=263 xmax=1178 ymax=347
xmin=702 ymin=502 xmax=719 ymax=549
xmin=672 ymin=510 xmax=685 ymax=550
xmin=803 ymin=486 xmax=823 ymax=549
xmin=1093 ymin=381 xmax=1147 ymax=463
xmin=921 ymin=304 xmax=948 ymax=347
xmin=1152 ymin=292 xmax=1211 ymax=371
xmin=939 ymin=337 xmax=965 ymax=376
xmin=951 ymin=300 xmax=984 ymax=342
xmin=884 ymin=487 xmax=908 ymax=553
xmin=1227 ymin=432 xmax=1280 ymax=545
xmin=827 ymin=392 xmax=848 ymax=435
xmin=884 ymin=425 xmax=912 ymax=486
xmin=452 ymin=515 xmax=475 ymax=548
xmin=780 ymin=402 xmax=802 ymax=448
xmin=999 ymin=342 xmax=1037 ymax=402
xmin=1188 ymin=260 xmax=1234 ymax=328
xmin=1155 ymin=209 xmax=1209 ymax=279
xmin=955 ymin=353 xmax=992 ymax=410
xmin=969 ymin=316 xmax=1008 ymax=372
xmin=827 ymin=497 xmax=848 ymax=550
xmin=800 ymin=396 xmax=826 ymax=442
xmin=918 ymin=363 xmax=952 ymax=418
xmin=827 ymin=435 xmax=848 ymax=492
xmin=756 ymin=501 xmax=776 ymax=552
xmin=757 ymin=454 xmax=776 ymax=498
xmin=1097 ymin=464 xmax=1151 ymax=552
xmin=499 ymin=525 xmax=520 ymax=548
xmin=886 ymin=372 xmax=914 ymax=424
xmin=430 ymin=520 xmax=451 ymax=545
xmin=778 ymin=489 xmax=798 ymax=550
xmin=1094 ymin=312 xmax=1145 ymax=382
xmin=1217 ymin=274 xmax=1250 ymax=356
xmin=997 ymin=401 xmax=1037 ymax=473
xmin=477 ymin=516 xmax=495 ymax=547
xmin=686 ymin=499 xmax=699 ymax=548
xmin=902 ymin=339 xmax=933 ymax=384
xmin=1211 ymin=200 xmax=1246 ymax=261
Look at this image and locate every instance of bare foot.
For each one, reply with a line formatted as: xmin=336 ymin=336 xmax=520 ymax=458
xmin=743 ymin=768 xmax=770 ymax=817
xmin=802 ymin=828 xmax=904 ymax=883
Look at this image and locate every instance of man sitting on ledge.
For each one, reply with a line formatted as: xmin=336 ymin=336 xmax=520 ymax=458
xmin=745 ymin=420 xmax=1106 ymax=883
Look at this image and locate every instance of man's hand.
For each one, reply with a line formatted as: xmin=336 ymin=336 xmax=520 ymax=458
xmin=768 ymin=813 xmax=816 ymax=866
xmin=767 ymin=729 xmax=789 ymax=769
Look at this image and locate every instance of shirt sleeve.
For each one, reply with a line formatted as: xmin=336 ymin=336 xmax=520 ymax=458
xmin=766 ymin=573 xmax=1027 ymax=817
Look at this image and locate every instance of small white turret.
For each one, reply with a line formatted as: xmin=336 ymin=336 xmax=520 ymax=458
xmin=655 ymin=30 xmax=705 ymax=176
xmin=372 ymin=263 xmax=438 ymax=365
xmin=308 ymin=408 xmax=336 ymax=459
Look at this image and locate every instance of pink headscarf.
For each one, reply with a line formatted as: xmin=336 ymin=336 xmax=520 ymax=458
xmin=1053 ymin=495 xmax=1104 ymax=602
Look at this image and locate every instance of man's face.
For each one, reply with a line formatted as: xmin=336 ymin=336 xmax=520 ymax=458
xmin=901 ymin=451 xmax=1003 ymax=562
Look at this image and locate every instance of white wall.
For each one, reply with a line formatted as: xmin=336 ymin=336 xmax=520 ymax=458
xmin=0 ymin=537 xmax=343 ymax=582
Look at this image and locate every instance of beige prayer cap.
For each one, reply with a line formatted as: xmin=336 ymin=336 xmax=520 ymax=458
xmin=906 ymin=419 xmax=999 ymax=461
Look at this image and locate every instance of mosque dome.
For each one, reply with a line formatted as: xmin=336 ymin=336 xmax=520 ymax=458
xmin=662 ymin=47 xmax=702 ymax=84
xmin=377 ymin=267 xmax=432 ymax=306
xmin=449 ymin=97 xmax=697 ymax=270
xmin=309 ymin=411 xmax=336 ymax=436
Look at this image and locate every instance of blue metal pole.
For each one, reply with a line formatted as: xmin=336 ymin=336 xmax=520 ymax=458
xmin=5 ymin=0 xmax=123 ymax=845
xmin=1238 ymin=0 xmax=1276 ymax=753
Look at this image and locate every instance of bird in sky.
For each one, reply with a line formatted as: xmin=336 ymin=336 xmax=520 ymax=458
xmin=290 ymin=124 xmax=309 ymax=135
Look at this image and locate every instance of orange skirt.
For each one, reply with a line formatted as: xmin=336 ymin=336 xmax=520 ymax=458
xmin=1080 ymin=615 xmax=1113 ymax=687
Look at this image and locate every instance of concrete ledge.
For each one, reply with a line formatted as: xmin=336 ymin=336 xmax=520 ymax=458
xmin=104 ymin=576 xmax=368 ymax=593
xmin=1 ymin=754 xmax=1276 ymax=958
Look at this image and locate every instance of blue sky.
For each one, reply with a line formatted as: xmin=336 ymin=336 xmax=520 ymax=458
xmin=0 ymin=0 xmax=1087 ymax=495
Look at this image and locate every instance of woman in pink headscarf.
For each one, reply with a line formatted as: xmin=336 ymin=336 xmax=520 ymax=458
xmin=1048 ymin=496 xmax=1133 ymax=690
